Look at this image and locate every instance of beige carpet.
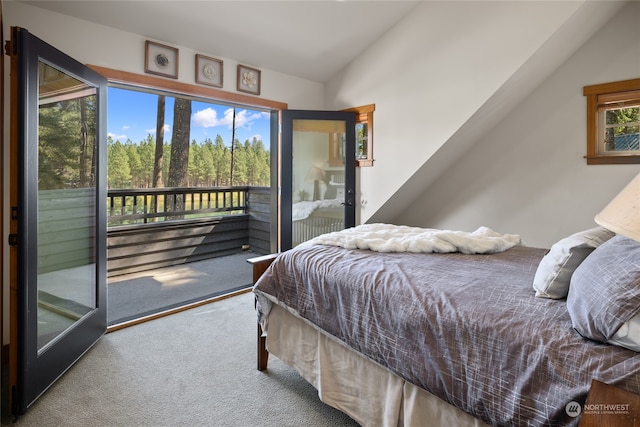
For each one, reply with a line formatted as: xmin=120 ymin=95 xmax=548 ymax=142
xmin=2 ymin=292 xmax=359 ymax=427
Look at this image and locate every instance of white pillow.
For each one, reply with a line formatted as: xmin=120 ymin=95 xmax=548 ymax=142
xmin=609 ymin=313 xmax=640 ymax=352
xmin=533 ymin=227 xmax=615 ymax=299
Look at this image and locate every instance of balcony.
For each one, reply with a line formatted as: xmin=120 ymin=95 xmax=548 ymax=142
xmin=106 ymin=186 xmax=271 ymax=275
xmin=36 ymin=186 xmax=271 ymax=326
xmin=105 ymin=186 xmax=272 ymax=325
xmin=107 ymin=250 xmax=255 ymax=326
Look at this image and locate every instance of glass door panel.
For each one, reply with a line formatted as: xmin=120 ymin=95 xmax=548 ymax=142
xmin=281 ymin=111 xmax=355 ymax=250
xmin=13 ymin=27 xmax=107 ymax=414
xmin=37 ymin=61 xmax=98 ymax=352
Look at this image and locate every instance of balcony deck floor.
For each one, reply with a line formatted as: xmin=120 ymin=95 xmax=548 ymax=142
xmin=107 ymin=251 xmax=257 ymax=325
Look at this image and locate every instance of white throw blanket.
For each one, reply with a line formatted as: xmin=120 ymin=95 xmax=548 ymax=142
xmin=305 ymin=223 xmax=522 ymax=254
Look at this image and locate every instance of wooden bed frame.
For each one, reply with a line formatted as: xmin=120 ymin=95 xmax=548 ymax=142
xmin=292 ymin=207 xmax=343 ymax=247
xmin=247 ymin=253 xmax=277 ymax=370
xmin=292 ymin=168 xmax=345 ymax=246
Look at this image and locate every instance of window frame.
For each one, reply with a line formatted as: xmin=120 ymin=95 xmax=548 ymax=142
xmin=583 ymin=78 xmax=640 ymax=165
xmin=88 ymin=65 xmax=287 ymax=111
xmin=88 ymin=64 xmax=285 ymax=248
xmin=342 ymin=104 xmax=375 ymax=167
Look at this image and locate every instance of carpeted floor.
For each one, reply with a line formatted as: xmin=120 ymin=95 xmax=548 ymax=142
xmin=2 ymin=291 xmax=360 ymax=427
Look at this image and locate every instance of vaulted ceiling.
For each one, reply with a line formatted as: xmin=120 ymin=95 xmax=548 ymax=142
xmin=22 ymin=0 xmax=421 ymax=83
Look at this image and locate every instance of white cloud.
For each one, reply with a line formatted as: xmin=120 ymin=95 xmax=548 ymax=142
xmin=192 ymin=107 xmax=263 ymax=130
xmin=234 ymin=109 xmax=263 ymax=129
xmin=108 ymin=132 xmax=127 ymax=141
xmin=192 ymin=107 xmax=226 ymax=128
xmin=146 ymin=124 xmax=171 ymax=135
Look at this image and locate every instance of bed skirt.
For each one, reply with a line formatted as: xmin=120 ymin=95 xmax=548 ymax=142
xmin=264 ymin=302 xmax=488 ymax=427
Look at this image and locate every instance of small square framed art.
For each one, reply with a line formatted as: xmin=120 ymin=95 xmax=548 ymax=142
xmin=237 ymin=64 xmax=261 ymax=95
xmin=145 ymin=40 xmax=178 ymax=79
xmin=195 ymin=54 xmax=223 ymax=88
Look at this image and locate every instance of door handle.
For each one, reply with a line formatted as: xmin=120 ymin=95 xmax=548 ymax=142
xmin=342 ymin=189 xmax=354 ymax=207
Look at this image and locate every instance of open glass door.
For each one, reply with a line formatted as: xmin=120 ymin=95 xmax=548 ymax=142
xmin=281 ymin=110 xmax=356 ymax=250
xmin=10 ymin=27 xmax=107 ymax=414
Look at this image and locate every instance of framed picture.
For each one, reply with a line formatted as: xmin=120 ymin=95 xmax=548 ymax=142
xmin=145 ymin=40 xmax=178 ymax=79
xmin=237 ymin=64 xmax=261 ymax=95
xmin=195 ymin=54 xmax=223 ymax=88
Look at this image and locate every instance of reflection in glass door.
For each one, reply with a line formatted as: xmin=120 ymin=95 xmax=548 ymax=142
xmin=281 ymin=111 xmax=355 ymax=250
xmin=36 ymin=62 xmax=97 ymax=351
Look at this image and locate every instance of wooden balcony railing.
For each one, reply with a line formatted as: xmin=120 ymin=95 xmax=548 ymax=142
xmin=38 ymin=186 xmax=271 ymax=277
xmin=104 ymin=186 xmax=271 ymax=277
xmin=107 ymin=186 xmax=249 ymax=226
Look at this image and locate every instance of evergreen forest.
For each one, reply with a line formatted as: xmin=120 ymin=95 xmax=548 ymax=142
xmin=107 ymin=134 xmax=270 ymax=189
xmin=38 ymin=88 xmax=270 ymax=192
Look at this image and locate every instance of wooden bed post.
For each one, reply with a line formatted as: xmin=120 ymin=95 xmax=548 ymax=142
xmin=256 ymin=311 xmax=269 ymax=371
xmin=247 ymin=253 xmax=279 ymax=371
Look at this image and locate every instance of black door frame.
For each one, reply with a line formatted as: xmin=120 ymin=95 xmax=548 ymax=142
xmin=280 ymin=109 xmax=356 ymax=250
xmin=12 ymin=27 xmax=108 ymax=414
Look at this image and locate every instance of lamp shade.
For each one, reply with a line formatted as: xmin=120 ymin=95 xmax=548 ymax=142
xmin=594 ymin=172 xmax=640 ymax=241
xmin=305 ymin=166 xmax=326 ymax=182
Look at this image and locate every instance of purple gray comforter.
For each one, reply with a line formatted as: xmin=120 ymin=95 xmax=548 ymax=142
xmin=253 ymin=244 xmax=640 ymax=426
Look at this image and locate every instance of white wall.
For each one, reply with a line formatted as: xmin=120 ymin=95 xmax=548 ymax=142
xmin=2 ymin=2 xmax=325 ymax=110
xmin=394 ymin=1 xmax=640 ymax=248
xmin=325 ymin=0 xmax=637 ymax=247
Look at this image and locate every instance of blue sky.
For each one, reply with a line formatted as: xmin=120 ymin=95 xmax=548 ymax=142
xmin=107 ymin=87 xmax=271 ymax=146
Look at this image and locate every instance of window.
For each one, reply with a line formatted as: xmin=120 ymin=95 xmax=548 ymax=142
xmin=583 ymin=78 xmax=640 ymax=164
xmin=342 ymin=104 xmax=375 ymax=167
xmin=84 ymin=65 xmax=286 ymax=325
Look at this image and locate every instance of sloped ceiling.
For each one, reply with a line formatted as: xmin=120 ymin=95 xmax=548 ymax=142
xmin=368 ymin=0 xmax=630 ymax=224
xmin=21 ymin=0 xmax=422 ymax=83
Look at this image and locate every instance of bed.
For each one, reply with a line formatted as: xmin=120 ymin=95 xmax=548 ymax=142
xmin=253 ymin=224 xmax=640 ymax=426
xmin=292 ymin=169 xmax=346 ymax=246
xmin=292 ymin=200 xmax=344 ymax=246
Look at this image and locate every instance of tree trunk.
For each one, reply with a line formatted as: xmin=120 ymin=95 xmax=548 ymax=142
xmin=167 ymin=97 xmax=191 ymax=218
xmin=79 ymin=97 xmax=88 ymax=188
xmin=152 ymin=95 xmax=165 ymax=188
xmin=230 ymin=108 xmax=236 ymax=185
